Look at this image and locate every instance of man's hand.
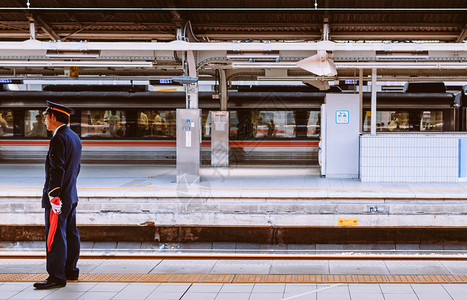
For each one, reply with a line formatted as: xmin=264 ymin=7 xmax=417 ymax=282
xmin=50 ymin=197 xmax=62 ymax=214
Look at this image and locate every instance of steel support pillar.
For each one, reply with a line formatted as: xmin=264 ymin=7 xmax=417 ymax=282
xmin=177 ymin=50 xmax=201 ymax=184
xmin=371 ymin=68 xmax=377 ymax=136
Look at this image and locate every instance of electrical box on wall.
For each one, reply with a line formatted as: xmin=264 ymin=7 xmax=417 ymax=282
xmin=176 ymin=109 xmax=201 ymax=184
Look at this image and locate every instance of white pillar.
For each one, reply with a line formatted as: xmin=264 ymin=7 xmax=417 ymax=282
xmin=186 ymin=50 xmax=198 ymax=109
xmin=371 ymin=68 xmax=377 ymax=136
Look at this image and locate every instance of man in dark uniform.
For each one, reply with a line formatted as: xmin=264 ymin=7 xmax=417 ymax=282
xmin=34 ymin=101 xmax=82 ymax=290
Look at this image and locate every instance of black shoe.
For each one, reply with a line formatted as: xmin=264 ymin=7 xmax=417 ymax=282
xmin=33 ymin=279 xmax=66 ymax=289
xmin=66 ymin=274 xmax=79 ymax=280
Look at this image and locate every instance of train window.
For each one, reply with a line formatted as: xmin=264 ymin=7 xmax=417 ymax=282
xmin=202 ymin=111 xmax=211 ymax=138
xmin=229 ymin=110 xmax=319 ymax=140
xmin=137 ymin=110 xmax=176 ymax=138
xmin=307 ymin=111 xmax=320 ymax=138
xmin=364 ymin=111 xmax=410 ymax=132
xmin=229 ymin=111 xmax=238 ymax=139
xmin=363 ymin=110 xmax=443 ymax=132
xmin=421 ymin=111 xmax=443 ymax=131
xmin=24 ymin=110 xmax=47 ymax=138
xmin=81 ymin=109 xmax=126 ymax=138
xmin=255 ymin=111 xmax=296 ymax=138
xmin=0 ymin=109 xmax=14 ymax=137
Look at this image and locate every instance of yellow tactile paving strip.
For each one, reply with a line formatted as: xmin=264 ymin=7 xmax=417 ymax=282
xmin=1 ymin=273 xmax=466 ymax=284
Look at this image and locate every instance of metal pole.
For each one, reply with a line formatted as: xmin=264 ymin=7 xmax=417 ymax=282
xmin=185 ymin=83 xmax=198 ymax=109
xmin=186 ymin=50 xmax=198 ymax=109
xmin=359 ymin=68 xmax=363 ymax=133
xmin=371 ymin=68 xmax=377 ymax=136
xmin=29 ymin=21 xmax=36 ymax=40
xmin=219 ymin=69 xmax=228 ymax=111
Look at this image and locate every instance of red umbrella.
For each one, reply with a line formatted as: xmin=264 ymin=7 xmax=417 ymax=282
xmin=47 ymin=197 xmax=60 ymax=252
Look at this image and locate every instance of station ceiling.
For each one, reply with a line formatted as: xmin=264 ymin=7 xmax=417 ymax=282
xmin=0 ymin=1 xmax=465 ymax=82
xmin=0 ymin=0 xmax=466 ymax=42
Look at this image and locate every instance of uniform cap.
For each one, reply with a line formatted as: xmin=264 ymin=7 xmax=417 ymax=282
xmin=44 ymin=101 xmax=75 ymax=117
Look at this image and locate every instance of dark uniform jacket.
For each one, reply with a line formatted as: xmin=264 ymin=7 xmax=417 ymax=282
xmin=42 ymin=125 xmax=82 ymax=209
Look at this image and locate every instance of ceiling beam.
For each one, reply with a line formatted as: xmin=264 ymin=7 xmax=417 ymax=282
xmin=456 ymin=25 xmax=467 ymax=42
xmin=33 ymin=15 xmax=60 ymax=41
xmin=0 ymin=40 xmax=465 ymax=51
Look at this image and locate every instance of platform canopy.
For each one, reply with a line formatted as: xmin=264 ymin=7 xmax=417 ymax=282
xmin=0 ymin=0 xmax=465 ymax=81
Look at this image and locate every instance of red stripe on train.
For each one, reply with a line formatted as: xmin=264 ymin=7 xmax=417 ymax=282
xmin=0 ymin=140 xmax=318 ymax=147
xmin=230 ymin=141 xmax=318 ymax=147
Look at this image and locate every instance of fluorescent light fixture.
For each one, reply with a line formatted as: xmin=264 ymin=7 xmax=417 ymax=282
xmin=375 ymin=54 xmax=430 ymax=60
xmin=231 ymin=62 xmax=297 ymax=68
xmin=46 ymin=53 xmax=100 ymax=58
xmin=46 ymin=50 xmax=100 ymax=58
xmin=257 ymin=76 xmax=335 ymax=81
xmin=335 ymin=62 xmax=467 ymax=69
xmin=375 ymin=51 xmax=429 ymax=60
xmin=0 ymin=60 xmax=153 ymax=68
xmin=227 ymin=53 xmax=280 ymax=59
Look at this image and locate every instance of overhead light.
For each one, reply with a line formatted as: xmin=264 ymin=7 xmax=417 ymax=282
xmin=335 ymin=62 xmax=467 ymax=69
xmin=46 ymin=50 xmax=100 ymax=58
xmin=375 ymin=51 xmax=429 ymax=60
xmin=0 ymin=60 xmax=153 ymax=68
xmin=231 ymin=62 xmax=297 ymax=68
xmin=257 ymin=76 xmax=336 ymax=81
xmin=46 ymin=53 xmax=100 ymax=58
xmin=227 ymin=52 xmax=280 ymax=60
xmin=296 ymin=51 xmax=337 ymax=76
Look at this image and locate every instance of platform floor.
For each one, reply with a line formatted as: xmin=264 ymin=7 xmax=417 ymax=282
xmin=2 ymin=164 xmax=467 ymax=199
xmin=1 ymin=258 xmax=467 ymax=299
xmin=2 ymin=164 xmax=467 ymax=298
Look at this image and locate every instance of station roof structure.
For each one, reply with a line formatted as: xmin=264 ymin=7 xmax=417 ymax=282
xmin=0 ymin=1 xmax=465 ymax=82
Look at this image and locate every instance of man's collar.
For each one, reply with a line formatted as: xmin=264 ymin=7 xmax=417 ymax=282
xmin=53 ymin=124 xmax=66 ymax=137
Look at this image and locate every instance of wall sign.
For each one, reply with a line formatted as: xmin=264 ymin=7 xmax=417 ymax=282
xmin=336 ymin=110 xmax=349 ymax=124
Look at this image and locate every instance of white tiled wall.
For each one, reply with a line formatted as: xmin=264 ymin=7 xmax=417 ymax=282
xmin=360 ymin=135 xmax=461 ymax=182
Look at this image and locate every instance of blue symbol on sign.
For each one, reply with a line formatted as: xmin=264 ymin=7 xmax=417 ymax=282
xmin=336 ymin=110 xmax=349 ymax=124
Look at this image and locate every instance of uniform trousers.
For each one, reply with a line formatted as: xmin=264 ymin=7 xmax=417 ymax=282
xmin=45 ymin=202 xmax=80 ymax=283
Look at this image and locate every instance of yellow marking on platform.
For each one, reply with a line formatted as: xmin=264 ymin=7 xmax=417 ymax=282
xmin=139 ymin=274 xmax=173 ymax=282
xmin=445 ymin=275 xmax=467 ymax=283
xmin=170 ymin=274 xmax=205 ymax=283
xmin=0 ymin=273 xmax=46 ymax=282
xmin=355 ymin=275 xmax=387 ymax=283
xmin=78 ymin=273 xmax=144 ymax=282
xmin=415 ymin=275 xmax=449 ymax=284
xmin=201 ymin=274 xmax=235 ymax=283
xmin=338 ymin=218 xmax=358 ymax=226
xmin=386 ymin=275 xmax=418 ymax=283
xmin=1 ymin=273 xmax=467 ymax=284
xmin=295 ymin=275 xmax=324 ymax=283
xmin=233 ymin=274 xmax=265 ymax=283
xmin=264 ymin=274 xmax=294 ymax=283
xmin=326 ymin=275 xmax=355 ymax=283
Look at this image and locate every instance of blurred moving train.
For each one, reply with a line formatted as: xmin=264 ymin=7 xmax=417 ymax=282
xmin=0 ymin=83 xmax=466 ymax=165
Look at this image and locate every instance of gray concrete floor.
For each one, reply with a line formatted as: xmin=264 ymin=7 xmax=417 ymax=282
xmin=1 ymin=281 xmax=467 ymax=299
xmin=2 ymin=164 xmax=467 ymax=298
xmin=1 ymin=259 xmax=467 ymax=299
xmin=2 ymin=164 xmax=467 ymax=199
xmin=2 ymin=259 xmax=467 ymax=276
